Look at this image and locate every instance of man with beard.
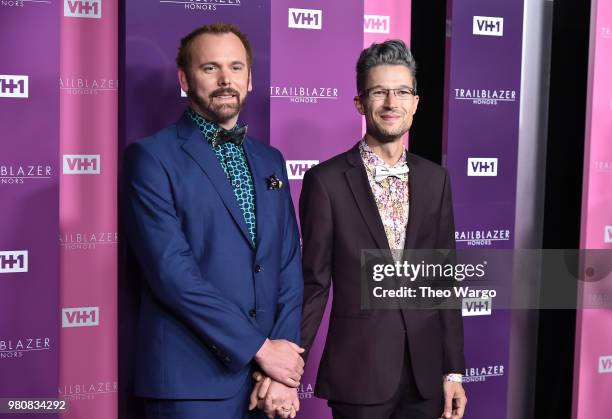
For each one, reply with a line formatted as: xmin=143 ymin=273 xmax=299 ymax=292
xmin=298 ymin=40 xmax=467 ymax=418
xmin=123 ymin=23 xmax=304 ymax=419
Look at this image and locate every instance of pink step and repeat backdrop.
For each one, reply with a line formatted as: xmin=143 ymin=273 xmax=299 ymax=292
xmin=1 ymin=0 xmax=611 ymax=418
xmin=573 ymin=0 xmax=612 ymax=417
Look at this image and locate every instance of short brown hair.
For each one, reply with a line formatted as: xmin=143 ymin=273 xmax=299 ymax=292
xmin=176 ymin=22 xmax=253 ymax=72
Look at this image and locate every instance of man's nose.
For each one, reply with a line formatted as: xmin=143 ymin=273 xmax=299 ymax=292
xmin=217 ymin=67 xmax=231 ymax=86
xmin=383 ymin=90 xmax=399 ymax=107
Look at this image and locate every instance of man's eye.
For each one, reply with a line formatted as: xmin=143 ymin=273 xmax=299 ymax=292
xmin=203 ymin=65 xmax=216 ymax=72
xmin=231 ymin=65 xmax=244 ymax=71
xmin=397 ymin=90 xmax=412 ymax=97
xmin=371 ymin=89 xmax=387 ymax=97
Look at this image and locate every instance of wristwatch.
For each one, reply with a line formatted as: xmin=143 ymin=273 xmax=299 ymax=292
xmin=443 ymin=373 xmax=463 ymax=383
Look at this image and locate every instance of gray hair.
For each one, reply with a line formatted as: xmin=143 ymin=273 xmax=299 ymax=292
xmin=356 ymin=39 xmax=417 ymax=95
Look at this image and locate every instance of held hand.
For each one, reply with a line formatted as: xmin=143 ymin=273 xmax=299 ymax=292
xmin=441 ymin=381 xmax=467 ymax=419
xmin=249 ymin=372 xmax=300 ymax=418
xmin=263 ymin=379 xmax=299 ymax=419
xmin=249 ymin=372 xmax=271 ymax=411
xmin=255 ymin=339 xmax=305 ymax=388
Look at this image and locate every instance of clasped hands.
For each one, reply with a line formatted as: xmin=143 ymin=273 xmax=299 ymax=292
xmin=251 ymin=338 xmax=305 ymax=418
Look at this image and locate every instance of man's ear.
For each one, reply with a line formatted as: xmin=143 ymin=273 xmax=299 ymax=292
xmin=178 ymin=68 xmax=189 ymax=94
xmin=248 ymin=69 xmax=253 ymax=92
xmin=354 ymin=96 xmax=365 ymax=115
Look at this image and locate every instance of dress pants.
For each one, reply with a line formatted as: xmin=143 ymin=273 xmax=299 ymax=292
xmin=328 ymin=345 xmax=444 ymax=419
xmin=143 ymin=377 xmax=268 ymax=419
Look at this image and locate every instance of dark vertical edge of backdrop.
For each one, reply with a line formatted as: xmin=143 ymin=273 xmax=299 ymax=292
xmin=409 ymin=0 xmax=447 ymax=164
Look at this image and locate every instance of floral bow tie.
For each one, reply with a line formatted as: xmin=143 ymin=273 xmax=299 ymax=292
xmin=374 ymin=164 xmax=409 ymax=183
xmin=211 ymin=125 xmax=248 ymax=147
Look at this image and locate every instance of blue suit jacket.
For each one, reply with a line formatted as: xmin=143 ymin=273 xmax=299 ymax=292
xmin=123 ymin=114 xmax=303 ymax=399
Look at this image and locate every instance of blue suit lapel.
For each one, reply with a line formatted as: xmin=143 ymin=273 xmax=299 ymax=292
xmin=177 ymin=116 xmax=254 ymax=248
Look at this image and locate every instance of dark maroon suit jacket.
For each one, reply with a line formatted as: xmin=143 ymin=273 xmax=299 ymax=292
xmin=299 ymin=142 xmax=465 ymax=404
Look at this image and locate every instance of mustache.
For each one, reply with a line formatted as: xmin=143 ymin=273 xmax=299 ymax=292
xmin=210 ymin=88 xmax=240 ymax=98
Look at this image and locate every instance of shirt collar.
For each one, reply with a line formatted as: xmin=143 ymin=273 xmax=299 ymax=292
xmin=359 ymin=138 xmax=407 ymax=172
xmin=186 ymin=108 xmax=241 ymax=145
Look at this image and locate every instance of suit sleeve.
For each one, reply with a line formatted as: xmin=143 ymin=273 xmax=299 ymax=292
xmin=299 ymin=169 xmax=333 ymax=359
xmin=436 ymin=170 xmax=466 ymax=374
xmin=268 ymin=150 xmax=304 ymax=344
xmin=123 ymin=142 xmax=266 ymax=372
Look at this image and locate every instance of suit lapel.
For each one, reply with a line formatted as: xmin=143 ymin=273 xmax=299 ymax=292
xmin=344 ymin=144 xmax=390 ymax=251
xmin=403 ymin=154 xmax=424 ymax=250
xmin=178 ymin=115 xmax=253 ymax=247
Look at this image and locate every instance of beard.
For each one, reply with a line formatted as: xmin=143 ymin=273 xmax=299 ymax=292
xmin=366 ymin=113 xmax=411 ymax=143
xmin=188 ymin=81 xmax=247 ymax=124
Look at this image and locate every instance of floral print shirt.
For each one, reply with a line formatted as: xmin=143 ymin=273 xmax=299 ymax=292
xmin=359 ymin=139 xmax=409 ymax=251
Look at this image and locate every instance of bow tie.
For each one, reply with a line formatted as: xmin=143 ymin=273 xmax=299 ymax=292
xmin=374 ymin=164 xmax=409 ymax=183
xmin=211 ymin=125 xmax=248 ymax=147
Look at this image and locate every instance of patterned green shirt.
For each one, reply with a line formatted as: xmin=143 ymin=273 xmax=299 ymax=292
xmin=187 ymin=109 xmax=257 ymax=246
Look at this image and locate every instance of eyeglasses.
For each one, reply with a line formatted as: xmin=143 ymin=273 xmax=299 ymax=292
xmin=360 ymin=87 xmax=417 ymax=101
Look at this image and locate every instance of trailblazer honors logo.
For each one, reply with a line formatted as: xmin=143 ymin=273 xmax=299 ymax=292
xmin=364 ymin=15 xmax=390 ymax=34
xmin=455 ymin=229 xmax=511 ymax=247
xmin=463 ymin=364 xmax=505 ymax=383
xmin=599 ymin=355 xmax=612 ymax=373
xmin=467 ymin=158 xmax=498 ymax=177
xmin=605 ymin=226 xmax=612 ymax=244
xmin=601 ymin=27 xmax=612 ymax=39
xmin=472 ymin=16 xmax=504 ymax=37
xmin=297 ymin=382 xmax=314 ymax=400
xmin=62 ymin=307 xmax=99 ymax=328
xmin=286 ymin=160 xmax=318 ymax=180
xmin=462 ymin=296 xmax=492 ymax=317
xmin=0 ymin=336 xmax=51 ymax=360
xmin=270 ymin=86 xmax=338 ymax=104
xmin=60 ymin=381 xmax=118 ymax=401
xmin=63 ymin=155 xmax=100 ymax=175
xmin=1 ymin=164 xmax=53 ymax=184
xmin=159 ymin=0 xmax=241 ymax=12
xmin=64 ymin=0 xmax=101 ymax=18
xmin=60 ymin=232 xmax=118 ymax=250
xmin=288 ymin=8 xmax=322 ymax=30
xmin=60 ymin=78 xmax=118 ymax=95
xmin=453 ymin=88 xmax=516 ymax=106
xmin=0 ymin=75 xmax=28 ymax=98
xmin=0 ymin=250 xmax=28 ymax=274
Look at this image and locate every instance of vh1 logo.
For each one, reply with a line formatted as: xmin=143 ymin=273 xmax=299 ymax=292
xmin=462 ymin=297 xmax=492 ymax=317
xmin=62 ymin=307 xmax=99 ymax=328
xmin=599 ymin=355 xmax=612 ymax=373
xmin=0 ymin=250 xmax=28 ymax=273
xmin=63 ymin=154 xmax=100 ymax=175
xmin=364 ymin=15 xmax=390 ymax=34
xmin=473 ymin=16 xmax=504 ymax=37
xmin=64 ymin=0 xmax=102 ymax=18
xmin=288 ymin=8 xmax=322 ymax=30
xmin=467 ymin=158 xmax=498 ymax=177
xmin=286 ymin=160 xmax=319 ymax=180
xmin=0 ymin=75 xmax=28 ymax=98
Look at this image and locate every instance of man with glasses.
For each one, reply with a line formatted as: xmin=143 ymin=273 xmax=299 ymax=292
xmin=298 ymin=40 xmax=467 ymax=418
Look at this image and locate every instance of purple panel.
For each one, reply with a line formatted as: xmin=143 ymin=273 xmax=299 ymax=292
xmin=0 ymin=0 xmax=60 ymax=416
xmin=124 ymin=0 xmax=270 ymax=146
xmin=270 ymin=1 xmax=364 ymax=417
xmin=443 ymin=1 xmax=524 ymax=418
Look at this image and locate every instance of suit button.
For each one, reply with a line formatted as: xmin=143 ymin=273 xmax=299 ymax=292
xmin=224 ymin=356 xmax=231 ymax=362
xmin=254 ymin=264 xmax=262 ymax=273
xmin=249 ymin=309 xmax=257 ymax=318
